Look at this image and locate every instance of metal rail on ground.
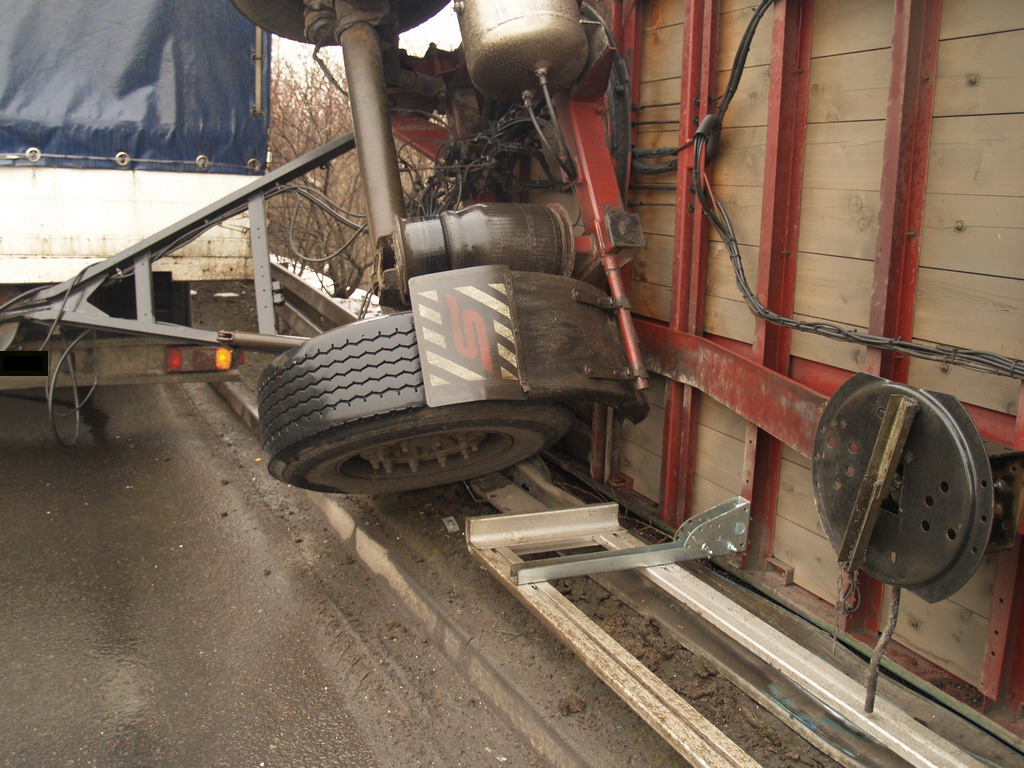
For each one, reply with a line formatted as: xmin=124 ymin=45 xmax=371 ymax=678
xmin=467 ymin=472 xmax=991 ymax=768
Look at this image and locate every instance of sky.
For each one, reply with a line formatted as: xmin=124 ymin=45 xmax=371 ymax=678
xmin=275 ymin=2 xmax=461 ymax=63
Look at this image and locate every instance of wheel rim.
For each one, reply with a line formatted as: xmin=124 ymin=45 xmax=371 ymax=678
xmin=275 ymin=403 xmax=574 ymax=494
xmin=315 ymin=427 xmax=523 ymax=489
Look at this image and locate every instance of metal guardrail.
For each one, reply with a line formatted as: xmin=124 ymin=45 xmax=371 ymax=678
xmin=271 ymin=263 xmax=357 ymax=338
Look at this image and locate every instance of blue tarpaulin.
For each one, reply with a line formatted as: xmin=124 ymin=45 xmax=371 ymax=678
xmin=0 ymin=0 xmax=271 ymax=174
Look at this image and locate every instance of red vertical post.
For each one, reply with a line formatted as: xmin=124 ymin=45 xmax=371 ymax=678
xmin=659 ymin=0 xmax=718 ymax=526
xmin=867 ymin=0 xmax=942 ymax=383
xmin=985 ymin=381 xmax=1024 ymax=706
xmin=982 ymin=546 xmax=1023 ymax=703
xmin=1016 ymin=383 xmax=1024 ymax=452
xmin=740 ymin=0 xmax=813 ymax=567
xmin=848 ymin=0 xmax=943 ymax=637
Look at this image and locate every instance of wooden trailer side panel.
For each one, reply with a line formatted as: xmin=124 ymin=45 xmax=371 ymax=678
xmin=619 ymin=0 xmax=1024 ymax=720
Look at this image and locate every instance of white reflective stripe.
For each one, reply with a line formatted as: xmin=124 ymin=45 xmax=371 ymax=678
xmin=498 ymin=344 xmax=517 ymax=368
xmin=425 ymin=348 xmax=485 ymax=381
xmin=417 ymin=304 xmax=443 ymax=325
xmin=493 ymin=319 xmax=515 ymax=344
xmin=422 ymin=326 xmax=447 ymax=349
xmin=455 ymin=285 xmax=511 ymax=319
xmin=501 ymin=366 xmax=517 ymax=380
xmin=418 ymin=289 xmax=438 ymax=302
xmin=489 ymin=282 xmax=507 ymax=296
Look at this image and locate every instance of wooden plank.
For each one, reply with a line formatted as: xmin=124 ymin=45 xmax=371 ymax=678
xmin=802 ymin=120 xmax=886 ymax=192
xmin=939 ymin=0 xmax=1024 ymax=40
xmin=772 ymin=516 xmax=840 ymax=603
xmin=890 ymin=590 xmax=988 ymax=689
xmin=921 ymin=193 xmax=1024 ymax=280
xmin=790 ymin=326 xmax=868 ymax=374
xmin=777 ymin=457 xmax=828 ymax=538
xmin=708 ymin=244 xmax=874 ymax=330
xmin=710 ymin=126 xmax=767 ymax=188
xmin=708 ymin=185 xmax=765 ymax=246
xmin=949 ymin=554 xmax=999 ymax=619
xmin=810 ymin=0 xmax=894 ymax=59
xmin=806 ymin=48 xmax=891 ymax=124
xmin=622 ymin=396 xmax=667 ymax=453
xmin=471 ymin=547 xmax=763 ymax=768
xmin=934 ymin=29 xmax=1024 ymax=117
xmin=643 ymin=0 xmax=685 ymax=31
xmin=798 ymin=188 xmax=880 ymax=261
xmin=715 ymin=64 xmax=771 ymax=129
xmin=693 ymin=475 xmax=744 ymax=518
xmin=706 ymin=240 xmax=759 ymax=300
xmin=926 ymin=114 xmax=1024 ymax=197
xmin=631 ymin=233 xmax=674 ymax=286
xmin=718 ymin=3 xmax=774 ymax=71
xmin=695 ymin=426 xmax=746 ymax=498
xmin=698 ymin=394 xmax=749 ymax=441
xmin=636 ymin=77 xmax=682 ymax=134
xmin=635 ymin=199 xmax=677 ymax=237
xmin=704 ymin=295 xmax=756 ymax=344
xmin=782 ymin=443 xmax=812 ymax=471
xmin=907 ymin=358 xmax=1020 ymax=421
xmin=641 ymin=23 xmax=684 ymax=84
xmin=619 ymin=440 xmax=664 ymax=502
xmin=630 ymin=280 xmax=672 ymax=322
xmin=793 ymin=251 xmax=874 ymax=329
xmin=694 ymin=423 xmax=746 ymax=495
xmin=913 ymin=268 xmax=1024 ymax=356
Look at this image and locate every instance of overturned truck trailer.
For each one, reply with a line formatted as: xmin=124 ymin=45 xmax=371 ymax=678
xmin=3 ymin=0 xmax=1022 ymax=758
xmin=230 ymin=0 xmax=1024 ymax=749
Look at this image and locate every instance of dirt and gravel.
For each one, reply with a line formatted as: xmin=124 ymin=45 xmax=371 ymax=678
xmin=187 ymin=278 xmax=842 ymax=766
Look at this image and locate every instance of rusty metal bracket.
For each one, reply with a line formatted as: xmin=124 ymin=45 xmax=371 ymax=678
xmin=988 ymin=452 xmax=1023 ymax=552
xmin=837 ymin=393 xmax=918 ymax=571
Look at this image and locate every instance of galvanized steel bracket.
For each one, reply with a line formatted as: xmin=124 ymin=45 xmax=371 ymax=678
xmin=467 ymin=496 xmax=750 ymax=586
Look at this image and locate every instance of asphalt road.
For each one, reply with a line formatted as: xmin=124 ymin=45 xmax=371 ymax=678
xmin=0 ymin=382 xmax=547 ymax=768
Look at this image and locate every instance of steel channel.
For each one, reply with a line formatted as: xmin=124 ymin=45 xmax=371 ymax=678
xmin=631 ymin=555 xmax=986 ymax=768
xmin=465 ymin=504 xmax=620 ymax=550
xmin=511 ymin=497 xmax=750 ymax=585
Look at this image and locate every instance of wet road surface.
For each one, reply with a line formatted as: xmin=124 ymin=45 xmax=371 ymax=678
xmin=1 ymin=384 xmax=384 ymax=767
xmin=1 ymin=381 xmax=558 ymax=768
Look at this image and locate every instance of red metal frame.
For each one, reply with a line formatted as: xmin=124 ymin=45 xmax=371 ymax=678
xmin=741 ymin=0 xmax=813 ymax=569
xmin=388 ymin=0 xmax=1024 ymax=727
xmin=868 ymin=0 xmax=941 ymax=383
xmin=659 ymin=0 xmax=718 ymax=526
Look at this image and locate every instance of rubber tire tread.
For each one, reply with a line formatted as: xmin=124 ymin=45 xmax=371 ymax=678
xmin=257 ymin=313 xmax=425 ymax=459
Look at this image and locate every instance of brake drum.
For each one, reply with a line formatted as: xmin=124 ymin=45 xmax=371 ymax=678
xmin=812 ymin=374 xmax=994 ymax=603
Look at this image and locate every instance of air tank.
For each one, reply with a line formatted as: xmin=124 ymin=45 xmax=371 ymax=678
xmin=455 ymin=0 xmax=589 ymax=100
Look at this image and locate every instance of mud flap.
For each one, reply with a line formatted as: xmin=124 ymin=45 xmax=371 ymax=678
xmin=409 ymin=265 xmax=648 ymax=422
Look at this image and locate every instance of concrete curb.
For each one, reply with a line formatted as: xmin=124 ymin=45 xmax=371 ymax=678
xmin=211 ymin=381 xmax=591 ymax=768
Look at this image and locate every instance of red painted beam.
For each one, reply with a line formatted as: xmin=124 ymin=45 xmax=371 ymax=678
xmin=659 ymin=0 xmax=718 ymax=526
xmin=982 ymin=545 xmax=1024 ymax=703
xmin=742 ymin=0 xmax=813 ymax=567
xmin=637 ymin=320 xmax=827 ymax=458
xmin=643 ymin=322 xmax=1019 ymax=456
xmin=867 ymin=0 xmax=942 ymax=383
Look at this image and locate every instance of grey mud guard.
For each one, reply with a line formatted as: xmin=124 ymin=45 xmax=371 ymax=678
xmin=410 ymin=265 xmax=648 ymax=422
xmin=409 ymin=265 xmax=529 ymax=407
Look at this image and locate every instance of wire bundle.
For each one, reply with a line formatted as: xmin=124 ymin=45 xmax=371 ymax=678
xmin=692 ymin=0 xmax=1024 ymax=380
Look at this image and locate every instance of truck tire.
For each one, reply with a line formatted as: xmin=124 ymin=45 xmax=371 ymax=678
xmin=257 ymin=313 xmax=574 ymax=493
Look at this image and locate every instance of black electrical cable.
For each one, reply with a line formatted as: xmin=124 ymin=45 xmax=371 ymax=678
xmin=45 ymin=328 xmax=99 ymax=447
xmin=693 ymin=0 xmax=1024 ymax=380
